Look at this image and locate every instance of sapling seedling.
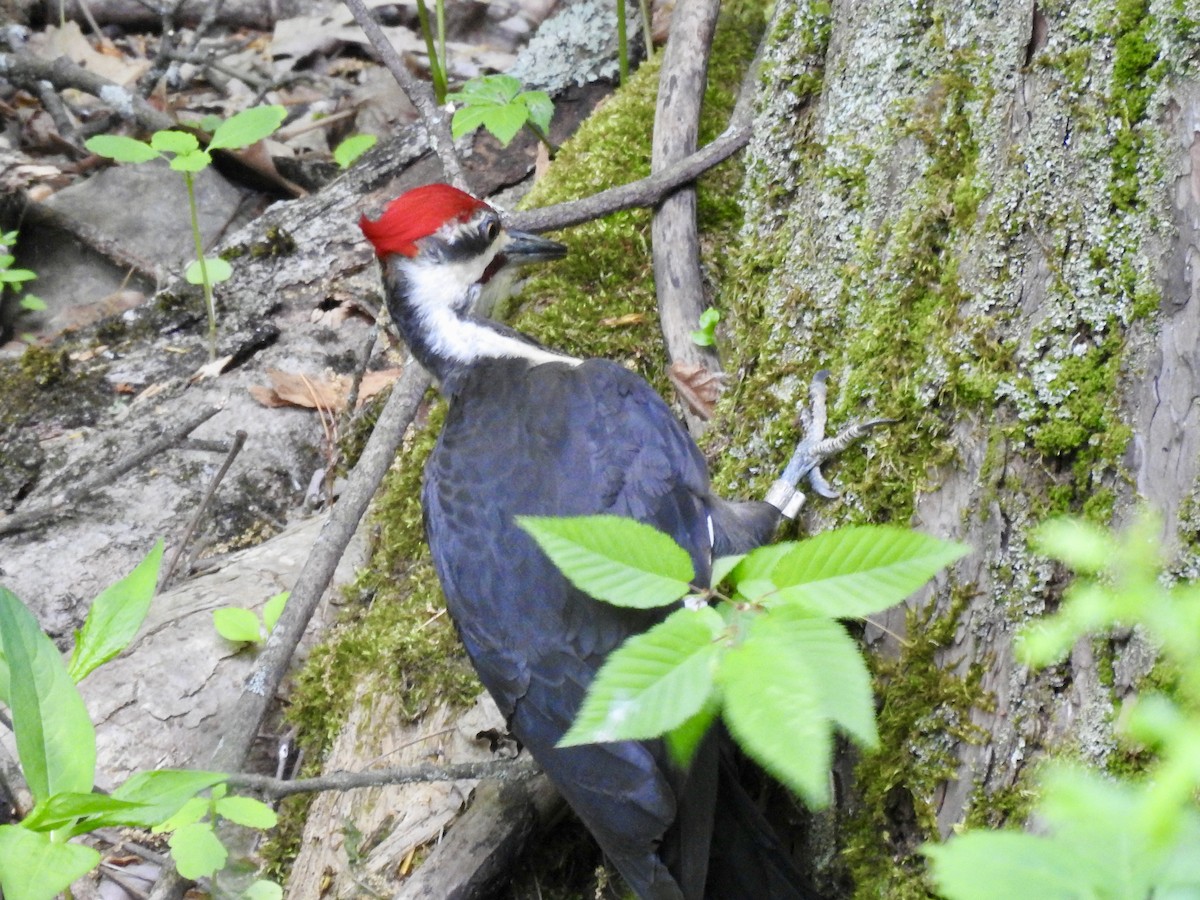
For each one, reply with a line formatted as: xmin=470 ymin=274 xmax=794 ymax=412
xmin=213 ymin=590 xmax=289 ymax=646
xmin=690 ymin=307 xmax=720 ymax=347
xmin=446 ymin=75 xmax=555 ymax=153
xmin=84 ymin=106 xmax=287 ymax=360
xmin=0 ymin=230 xmax=45 ymax=343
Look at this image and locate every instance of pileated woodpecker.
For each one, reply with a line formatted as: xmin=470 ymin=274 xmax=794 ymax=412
xmin=361 ymin=184 xmax=861 ymax=900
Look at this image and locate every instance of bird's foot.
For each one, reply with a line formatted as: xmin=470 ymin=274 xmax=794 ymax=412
xmin=764 ymin=370 xmax=893 ymax=519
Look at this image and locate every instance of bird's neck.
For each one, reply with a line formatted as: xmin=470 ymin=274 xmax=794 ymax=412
xmin=382 ymin=257 xmax=577 ymax=393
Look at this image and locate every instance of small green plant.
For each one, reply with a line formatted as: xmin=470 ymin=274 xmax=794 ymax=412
xmin=213 ymin=590 xmax=288 ymax=646
xmin=0 ymin=230 xmax=44 ymax=315
xmin=154 ymin=782 xmax=280 ymax=898
xmin=84 ymin=106 xmax=287 ymax=360
xmin=925 ymin=512 xmax=1200 ymax=898
xmin=518 ymin=515 xmax=967 ymax=805
xmin=0 ymin=544 xmax=281 ymax=899
xmin=415 ymin=0 xmax=449 ymax=103
xmin=690 ymin=307 xmax=720 ymax=347
xmin=332 ymin=133 xmax=377 ymax=168
xmin=447 ymin=75 xmax=555 ymax=152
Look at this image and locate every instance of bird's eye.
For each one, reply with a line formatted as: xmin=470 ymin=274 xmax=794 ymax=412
xmin=484 ymin=219 xmax=500 ymax=242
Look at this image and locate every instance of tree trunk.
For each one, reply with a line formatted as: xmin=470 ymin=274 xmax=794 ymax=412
xmin=726 ymin=0 xmax=1199 ymax=893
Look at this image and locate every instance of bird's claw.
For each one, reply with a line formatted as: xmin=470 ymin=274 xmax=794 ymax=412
xmin=765 ymin=370 xmax=893 ymax=519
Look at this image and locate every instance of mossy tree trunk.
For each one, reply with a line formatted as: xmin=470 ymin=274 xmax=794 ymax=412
xmin=713 ymin=0 xmax=1200 ymax=894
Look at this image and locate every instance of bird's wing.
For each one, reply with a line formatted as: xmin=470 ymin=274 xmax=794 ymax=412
xmin=422 ymin=357 xmax=717 ymax=898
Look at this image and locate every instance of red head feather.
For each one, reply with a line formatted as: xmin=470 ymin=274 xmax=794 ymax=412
xmin=359 ymin=184 xmax=492 ymax=258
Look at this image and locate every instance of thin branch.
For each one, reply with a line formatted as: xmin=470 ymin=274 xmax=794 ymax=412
xmin=341 ymin=0 xmax=469 ymax=192
xmin=0 ymin=51 xmax=176 ymax=135
xmin=0 ymin=405 xmax=222 ymax=537
xmin=650 ymin=0 xmax=724 ymax=438
xmin=159 ymin=429 xmax=247 ymax=591
xmin=226 ymin=758 xmax=541 ymax=800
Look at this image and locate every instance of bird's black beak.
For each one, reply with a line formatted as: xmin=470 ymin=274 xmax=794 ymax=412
xmin=503 ymin=230 xmax=568 ymax=266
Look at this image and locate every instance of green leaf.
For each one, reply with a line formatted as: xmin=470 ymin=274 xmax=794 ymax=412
xmin=208 ymin=105 xmax=286 ymax=151
xmin=21 ymin=791 xmax=147 ymax=833
xmin=710 ymin=554 xmax=745 ymax=588
xmin=0 ymin=824 xmax=100 ymax=900
xmin=150 ymin=130 xmax=200 ymax=155
xmin=19 ymin=295 xmax=47 ymax=311
xmin=213 ymin=607 xmax=263 ymax=644
xmin=262 ymin=591 xmax=289 ymax=634
xmin=560 ymin=607 xmax=723 ymax=746
xmin=85 ymin=134 xmax=160 ymax=163
xmin=447 ymin=74 xmax=522 ymax=105
xmin=244 ymin=881 xmax=284 ymax=900
xmin=517 ymin=515 xmax=694 ymax=609
xmin=185 ymin=256 xmax=233 ymax=286
xmin=154 ymin=796 xmax=209 ymax=833
xmin=477 ymin=104 xmax=529 ymax=146
xmin=169 ymin=821 xmax=228 ymax=879
xmin=719 ymin=629 xmax=832 ymax=807
xmin=757 ymin=605 xmax=878 ymax=748
xmin=690 ymin=328 xmax=715 ymax=347
xmin=520 ymin=90 xmax=554 ymax=133
xmin=215 ymin=795 xmax=278 ymax=829
xmin=168 ymin=149 xmax=212 ymax=172
xmin=332 ymin=133 xmax=377 ymax=168
xmin=761 ymin=527 xmax=969 ymax=618
xmin=451 ymin=104 xmax=494 ymax=141
xmin=0 ymin=588 xmax=96 ymax=802
xmin=924 ymin=831 xmax=1089 ymax=900
xmin=665 ymin=698 xmax=719 ymax=768
xmin=69 ymin=540 xmax=163 ymax=682
xmin=0 ymin=268 xmax=36 ymax=285
xmin=111 ymin=769 xmax=225 ymax=828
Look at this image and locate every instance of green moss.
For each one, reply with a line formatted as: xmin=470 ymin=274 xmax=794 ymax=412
xmin=18 ymin=344 xmax=70 ymax=387
xmin=1108 ymin=0 xmax=1163 ymax=211
xmin=842 ymin=590 xmax=989 ymax=897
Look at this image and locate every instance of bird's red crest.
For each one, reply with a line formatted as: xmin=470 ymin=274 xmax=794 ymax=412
xmin=360 ymin=184 xmax=491 ymax=258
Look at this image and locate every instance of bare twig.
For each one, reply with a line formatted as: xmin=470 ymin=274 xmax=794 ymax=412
xmin=137 ymin=0 xmax=190 ymax=95
xmin=651 ymin=0 xmax=724 ymax=437
xmin=0 ymin=51 xmax=176 ymax=135
xmin=226 ymin=758 xmax=541 ymax=800
xmin=34 ymin=78 xmax=84 ymax=152
xmin=158 ymin=429 xmax=247 ymax=591
xmin=0 ymin=405 xmax=222 ymax=537
xmin=341 ymin=0 xmax=469 ymax=192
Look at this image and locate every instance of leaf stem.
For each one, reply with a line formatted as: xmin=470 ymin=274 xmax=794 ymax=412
xmin=616 ymin=0 xmax=629 ymax=83
xmin=183 ymin=171 xmax=216 ymax=360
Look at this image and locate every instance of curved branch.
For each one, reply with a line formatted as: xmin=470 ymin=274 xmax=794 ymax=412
xmin=226 ymin=758 xmax=541 ymax=799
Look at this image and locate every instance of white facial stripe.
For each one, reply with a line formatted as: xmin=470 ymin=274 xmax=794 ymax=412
xmin=400 ymin=253 xmax=580 ymax=368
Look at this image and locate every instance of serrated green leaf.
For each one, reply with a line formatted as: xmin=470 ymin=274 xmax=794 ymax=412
xmin=451 ymin=104 xmax=493 ymax=140
xmin=154 ymin=796 xmax=209 ymax=833
xmin=764 ymin=527 xmax=969 ymax=618
xmin=0 ymin=824 xmax=100 ymax=900
xmin=85 ymin=134 xmax=160 ymax=163
xmin=729 ymin=543 xmax=799 ymax=584
xmin=0 ymin=588 xmax=96 ymax=802
xmin=560 ymin=607 xmax=723 ymax=746
xmin=520 ymin=90 xmax=554 ymax=133
xmin=168 ymin=149 xmax=212 ymax=172
xmin=244 ymin=881 xmax=284 ymax=900
xmin=169 ymin=821 xmax=227 ymax=879
xmin=719 ymin=632 xmax=831 ymax=807
xmin=517 ymin=515 xmax=694 ymax=609
xmin=710 ymin=555 xmax=745 ymax=588
xmin=150 ymin=130 xmax=200 ymax=155
xmin=111 ymin=769 xmax=225 ymax=828
xmin=924 ymin=831 xmax=1088 ymax=900
xmin=213 ymin=607 xmax=263 ymax=644
xmin=477 ymin=104 xmax=528 ymax=146
xmin=22 ymin=791 xmax=147 ymax=833
xmin=215 ymin=795 xmax=277 ymax=829
xmin=665 ymin=698 xmax=719 ymax=768
xmin=262 ymin=591 xmax=288 ymax=634
xmin=69 ymin=540 xmax=163 ymax=682
xmin=448 ymin=74 xmax=522 ymax=105
xmin=208 ymin=105 xmax=286 ymax=151
xmin=185 ymin=256 xmax=233 ymax=286
xmin=332 ymin=133 xmax=377 ymax=168
xmin=755 ymin=606 xmax=878 ymax=748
